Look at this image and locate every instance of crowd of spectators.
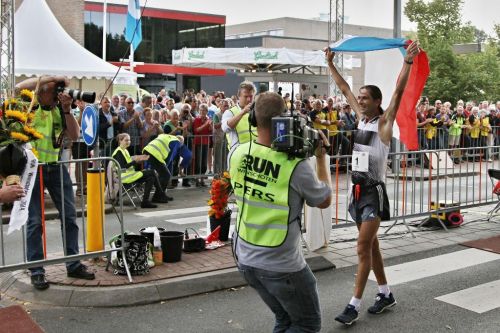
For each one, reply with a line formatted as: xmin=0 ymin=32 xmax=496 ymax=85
xmin=65 ymin=84 xmax=500 ymax=197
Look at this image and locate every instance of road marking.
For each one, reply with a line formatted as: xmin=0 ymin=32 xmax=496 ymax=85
xmin=134 ymin=206 xmax=208 ymax=218
xmin=165 ymin=216 xmax=208 ymax=225
xmin=436 ymin=279 xmax=500 ymax=313
xmin=369 ymin=248 xmax=500 ymax=285
xmin=166 ymin=212 xmax=237 ymax=225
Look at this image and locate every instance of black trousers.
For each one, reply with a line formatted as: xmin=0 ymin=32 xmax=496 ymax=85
xmin=146 ymin=154 xmax=170 ymax=191
xmin=137 ymin=169 xmax=162 ymax=203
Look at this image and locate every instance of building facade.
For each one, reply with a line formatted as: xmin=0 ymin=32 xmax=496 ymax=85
xmin=84 ymin=1 xmax=226 ymax=93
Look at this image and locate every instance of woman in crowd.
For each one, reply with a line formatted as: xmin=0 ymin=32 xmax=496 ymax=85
xmin=141 ymin=108 xmax=163 ymax=146
xmin=192 ymin=103 xmax=212 ymax=186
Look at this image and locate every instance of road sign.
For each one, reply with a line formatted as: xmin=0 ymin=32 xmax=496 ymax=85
xmin=82 ymin=105 xmax=98 ymax=146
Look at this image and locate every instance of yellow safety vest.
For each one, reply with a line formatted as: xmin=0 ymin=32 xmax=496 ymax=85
xmin=143 ymin=134 xmax=179 ymax=162
xmin=226 ymin=105 xmax=257 ymax=149
xmin=112 ymin=147 xmax=143 ymax=184
xmin=31 ymin=106 xmax=63 ymax=163
xmin=229 ymin=142 xmax=302 ymax=247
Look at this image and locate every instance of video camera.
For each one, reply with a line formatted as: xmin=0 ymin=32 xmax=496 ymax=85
xmin=55 ymin=82 xmax=96 ymax=104
xmin=271 ymin=114 xmax=320 ymax=159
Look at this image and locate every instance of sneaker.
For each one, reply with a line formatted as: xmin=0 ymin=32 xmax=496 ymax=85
xmin=67 ymin=265 xmax=95 ymax=280
xmin=367 ymin=293 xmax=397 ymax=314
xmin=140 ymin=201 xmax=158 ymax=209
xmin=31 ymin=274 xmax=49 ymax=290
xmin=182 ymin=181 xmax=191 ymax=188
xmin=335 ymin=305 xmax=358 ymax=325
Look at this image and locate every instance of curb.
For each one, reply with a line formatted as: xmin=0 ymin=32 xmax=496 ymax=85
xmin=0 ymin=255 xmax=335 ymax=308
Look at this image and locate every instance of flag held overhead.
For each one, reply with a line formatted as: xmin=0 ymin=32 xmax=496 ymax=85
xmin=330 ymin=36 xmax=430 ymax=151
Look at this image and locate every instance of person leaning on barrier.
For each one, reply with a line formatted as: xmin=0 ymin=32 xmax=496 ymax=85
xmin=326 ymin=41 xmax=420 ymax=325
xmin=230 ymin=92 xmax=331 ymax=333
xmin=15 ymin=76 xmax=96 ymax=291
xmin=112 ymin=133 xmax=165 ymax=208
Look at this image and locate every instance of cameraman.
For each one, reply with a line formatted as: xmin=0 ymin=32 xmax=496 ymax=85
xmin=229 ymin=92 xmax=331 ymax=332
xmin=15 ymin=76 xmax=95 ymax=291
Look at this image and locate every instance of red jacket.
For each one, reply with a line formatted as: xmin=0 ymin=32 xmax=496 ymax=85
xmin=192 ymin=116 xmax=212 ymax=145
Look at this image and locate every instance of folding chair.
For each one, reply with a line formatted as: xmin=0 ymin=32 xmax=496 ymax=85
xmin=487 ymin=169 xmax=500 ymax=222
xmin=106 ymin=163 xmax=143 ymax=210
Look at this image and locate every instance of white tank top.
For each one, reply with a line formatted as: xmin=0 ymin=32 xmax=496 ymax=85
xmin=352 ymin=116 xmax=389 ymax=185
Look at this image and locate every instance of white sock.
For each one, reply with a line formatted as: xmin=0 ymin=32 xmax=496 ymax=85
xmin=349 ymin=297 xmax=361 ymax=311
xmin=378 ymin=284 xmax=391 ymax=297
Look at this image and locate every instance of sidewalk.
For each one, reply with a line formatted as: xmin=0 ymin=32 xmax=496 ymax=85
xmin=1 ymin=188 xmax=500 ymax=308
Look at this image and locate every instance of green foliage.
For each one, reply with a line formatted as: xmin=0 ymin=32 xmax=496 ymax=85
xmin=405 ymin=0 xmax=500 ymax=103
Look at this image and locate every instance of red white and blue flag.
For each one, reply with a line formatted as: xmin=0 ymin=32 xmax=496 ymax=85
xmin=330 ymin=37 xmax=430 ymax=151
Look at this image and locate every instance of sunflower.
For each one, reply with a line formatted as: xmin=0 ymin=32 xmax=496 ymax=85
xmin=5 ymin=110 xmax=28 ymax=123
xmin=10 ymin=131 xmax=29 ymax=142
xmin=19 ymin=89 xmax=34 ymax=102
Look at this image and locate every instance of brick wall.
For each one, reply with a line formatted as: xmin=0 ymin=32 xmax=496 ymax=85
xmin=16 ymin=0 xmax=84 ymax=46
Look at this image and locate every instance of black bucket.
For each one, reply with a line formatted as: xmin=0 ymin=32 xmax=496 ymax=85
xmin=140 ymin=227 xmax=166 ymax=245
xmin=160 ymin=231 xmax=184 ymax=263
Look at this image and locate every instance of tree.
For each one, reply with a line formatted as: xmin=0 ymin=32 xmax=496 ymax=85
xmin=405 ymin=0 xmax=499 ymax=103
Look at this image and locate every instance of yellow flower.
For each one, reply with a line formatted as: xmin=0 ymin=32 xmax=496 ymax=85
xmin=31 ymin=131 xmax=44 ymax=140
xmin=10 ymin=131 xmax=29 ymax=142
xmin=20 ymin=89 xmax=34 ymax=102
xmin=5 ymin=110 xmax=28 ymax=123
xmin=27 ymin=112 xmax=35 ymax=121
xmin=222 ymin=171 xmax=230 ymax=179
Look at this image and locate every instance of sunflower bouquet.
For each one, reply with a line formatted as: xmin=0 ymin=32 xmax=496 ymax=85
xmin=207 ymin=171 xmax=232 ymax=219
xmin=0 ymin=89 xmax=43 ymax=185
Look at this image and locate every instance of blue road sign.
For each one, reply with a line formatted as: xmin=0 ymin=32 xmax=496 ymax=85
xmin=81 ymin=105 xmax=98 ymax=146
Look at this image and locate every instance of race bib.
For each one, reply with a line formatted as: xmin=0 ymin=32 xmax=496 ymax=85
xmin=352 ymin=151 xmax=369 ymax=172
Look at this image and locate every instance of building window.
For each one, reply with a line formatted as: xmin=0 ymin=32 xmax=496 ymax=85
xmin=84 ymin=10 xmax=225 ymax=64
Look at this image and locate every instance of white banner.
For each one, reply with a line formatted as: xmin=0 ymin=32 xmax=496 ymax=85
xmin=8 ymin=147 xmax=38 ymax=234
xmin=303 ymin=155 xmax=332 ymax=251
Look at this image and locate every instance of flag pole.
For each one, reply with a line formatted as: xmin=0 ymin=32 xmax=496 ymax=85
xmin=102 ymin=0 xmax=107 ymax=61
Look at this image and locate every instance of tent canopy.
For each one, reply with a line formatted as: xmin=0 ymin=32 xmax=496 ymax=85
xmin=172 ymin=47 xmax=328 ymax=72
xmin=14 ymin=0 xmax=136 ymax=83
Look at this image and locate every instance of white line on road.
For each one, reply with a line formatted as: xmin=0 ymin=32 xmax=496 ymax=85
xmin=369 ymin=248 xmax=500 ymax=285
xmin=436 ymin=279 xmax=500 ymax=313
xmin=134 ymin=206 xmax=208 ymax=218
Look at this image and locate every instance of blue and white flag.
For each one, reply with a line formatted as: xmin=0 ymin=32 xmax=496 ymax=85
xmin=330 ymin=36 xmax=406 ymax=52
xmin=125 ymin=0 xmax=142 ymax=51
xmin=330 ymin=36 xmax=430 ymax=150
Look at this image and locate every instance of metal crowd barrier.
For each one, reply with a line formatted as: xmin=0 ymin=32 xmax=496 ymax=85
xmin=329 ymin=146 xmax=500 ymax=234
xmin=0 ymin=157 xmax=132 ymax=282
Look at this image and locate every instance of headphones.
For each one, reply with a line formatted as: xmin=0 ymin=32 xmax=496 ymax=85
xmin=248 ymin=102 xmax=257 ymax=127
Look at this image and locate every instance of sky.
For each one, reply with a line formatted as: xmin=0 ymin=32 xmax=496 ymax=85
xmin=109 ymin=0 xmax=499 ymax=36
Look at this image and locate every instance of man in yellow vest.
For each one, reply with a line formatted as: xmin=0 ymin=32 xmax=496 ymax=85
xmin=229 ymin=92 xmax=331 ymax=332
xmin=143 ymin=133 xmax=190 ymax=201
xmin=221 ymin=81 xmax=257 ymax=163
xmin=16 ymin=76 xmax=95 ymax=291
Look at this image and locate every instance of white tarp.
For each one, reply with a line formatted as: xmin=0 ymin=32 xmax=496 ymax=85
xmin=172 ymin=47 xmax=328 ymax=69
xmin=14 ymin=0 xmax=136 ymax=83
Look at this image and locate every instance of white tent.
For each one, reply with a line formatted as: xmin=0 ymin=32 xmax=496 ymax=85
xmin=172 ymin=47 xmax=328 ymax=71
xmin=14 ymin=0 xmax=135 ymax=84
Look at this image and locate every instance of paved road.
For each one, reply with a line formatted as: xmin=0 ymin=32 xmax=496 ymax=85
xmin=26 ymin=245 xmax=500 ymax=333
